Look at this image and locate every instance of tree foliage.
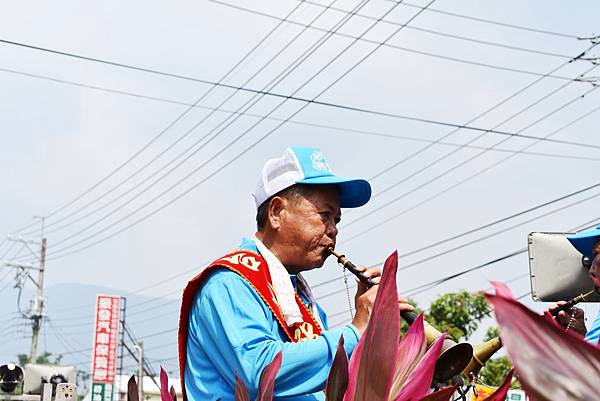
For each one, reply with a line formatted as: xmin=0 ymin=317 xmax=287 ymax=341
xmin=425 ymin=291 xmax=491 ymax=342
xmin=17 ymin=351 xmax=63 ymax=366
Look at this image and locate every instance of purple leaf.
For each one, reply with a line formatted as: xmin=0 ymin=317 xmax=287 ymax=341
xmin=392 ymin=334 xmax=445 ymax=401
xmin=481 ymin=369 xmax=513 ymax=401
xmin=485 ymin=291 xmax=600 ymax=401
xmin=235 ymin=372 xmax=250 ymax=401
xmin=389 ymin=313 xmax=427 ymax=397
xmin=160 ymin=367 xmax=172 ymax=401
xmin=169 ymin=386 xmax=177 ymax=401
xmin=256 ymin=351 xmax=282 ymax=401
xmin=351 ymin=251 xmax=402 ymax=401
xmin=417 ymin=386 xmax=457 ymax=401
xmin=326 ymin=335 xmax=349 ymax=401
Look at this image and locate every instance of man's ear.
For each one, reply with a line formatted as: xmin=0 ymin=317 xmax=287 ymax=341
xmin=268 ymin=196 xmax=286 ymax=230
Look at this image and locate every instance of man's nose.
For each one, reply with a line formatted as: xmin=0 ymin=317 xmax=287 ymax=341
xmin=326 ymin=221 xmax=338 ymax=239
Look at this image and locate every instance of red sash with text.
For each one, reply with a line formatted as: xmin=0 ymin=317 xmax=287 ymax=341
xmin=177 ymin=250 xmax=323 ymax=401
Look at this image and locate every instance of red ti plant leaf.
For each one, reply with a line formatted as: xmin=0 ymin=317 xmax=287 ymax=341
xmin=485 ymin=287 xmax=600 ymax=401
xmin=343 ymin=329 xmax=365 ymax=401
xmin=326 ymin=335 xmax=349 ymax=401
xmin=256 ymin=351 xmax=282 ymax=401
xmin=169 ymin=386 xmax=177 ymax=401
xmin=346 ymin=251 xmax=401 ymax=401
xmin=388 ymin=313 xmax=427 ymax=396
xmin=488 ymin=281 xmax=514 ymax=299
xmin=481 ymin=369 xmax=513 ymax=401
xmin=235 ymin=372 xmax=250 ymax=401
xmin=417 ymin=386 xmax=457 ymax=401
xmin=392 ymin=334 xmax=446 ymax=401
xmin=160 ymin=367 xmax=174 ymax=401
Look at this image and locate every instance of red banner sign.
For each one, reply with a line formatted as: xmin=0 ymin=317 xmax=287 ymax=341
xmin=91 ymin=295 xmax=120 ymax=383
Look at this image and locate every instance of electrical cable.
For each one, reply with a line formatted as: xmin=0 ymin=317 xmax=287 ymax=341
xmin=342 ymin=89 xmax=600 ymax=244
xmin=39 ymin=0 xmax=420 ymax=259
xmin=209 ymin=0 xmax=576 ymax=81
xmin=1 ymin=34 xmax=600 ymax=260
xmin=41 ymin=5 xmax=600 ymax=262
xmin=402 ymin=217 xmax=600 ymax=297
xmin=297 ymin=0 xmax=573 ymax=58
xmin=390 ymin=1 xmax=582 ymax=39
xmin=364 ymin=55 xmax=599 ymax=195
xmin=317 ymin=202 xmax=600 ymax=301
xmin=21 ymin=0 xmax=361 ymax=240
xmin=6 ymin=66 xmax=600 ymax=167
xmin=0 ymin=39 xmax=595 ymax=155
xmin=2 ymin=0 xmax=308 ymax=236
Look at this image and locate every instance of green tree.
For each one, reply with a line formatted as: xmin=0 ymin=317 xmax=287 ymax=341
xmin=425 ymin=291 xmax=491 ymax=342
xmin=17 ymin=352 xmax=63 ymax=366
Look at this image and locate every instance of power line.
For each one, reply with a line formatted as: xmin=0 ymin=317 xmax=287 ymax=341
xmin=297 ymin=0 xmax=573 ymax=58
xmin=19 ymin=0 xmax=367 ymax=240
xmin=380 ymin=182 xmax=600 ymax=264
xmin=39 ymin=0 xmax=424 ymax=259
xmin=0 ymin=38 xmax=597 ymax=174
xmin=1 ymin=63 xmax=596 ymax=243
xmin=6 ymin=63 xmax=597 ymax=164
xmin=37 ymin=50 xmax=600 ymax=259
xmin=342 ymin=42 xmax=595 ymax=222
xmin=390 ymin=1 xmax=582 ymax=39
xmin=208 ymin=0 xmax=577 ymax=81
xmin=365 ymin=51 xmax=599 ymax=188
xmin=342 ymin=90 xmax=600 ymax=244
xmin=1 ymin=0 xmax=308 ymax=236
xmin=317 ymin=198 xmax=600 ymax=302
xmin=400 ymin=215 xmax=599 ymax=299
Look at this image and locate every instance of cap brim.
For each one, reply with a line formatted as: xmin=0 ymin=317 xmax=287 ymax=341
xmin=296 ymin=176 xmax=371 ymax=208
xmin=567 ymin=227 xmax=600 ymax=258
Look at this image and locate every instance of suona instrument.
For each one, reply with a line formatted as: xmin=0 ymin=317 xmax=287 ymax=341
xmin=328 ymin=248 xmax=473 ymax=382
xmin=549 ymin=289 xmax=596 ymax=317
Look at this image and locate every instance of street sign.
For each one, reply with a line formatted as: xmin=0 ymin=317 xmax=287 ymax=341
xmin=91 ymin=295 xmax=121 ymax=401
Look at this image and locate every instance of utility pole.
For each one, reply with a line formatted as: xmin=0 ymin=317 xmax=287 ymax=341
xmin=29 ymin=238 xmax=47 ymax=363
xmin=136 ymin=341 xmax=144 ymax=401
xmin=3 ymin=234 xmax=47 ymax=363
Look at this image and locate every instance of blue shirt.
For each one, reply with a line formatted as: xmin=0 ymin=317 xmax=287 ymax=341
xmin=585 ymin=310 xmax=600 ymax=345
xmin=184 ymin=238 xmax=360 ymax=401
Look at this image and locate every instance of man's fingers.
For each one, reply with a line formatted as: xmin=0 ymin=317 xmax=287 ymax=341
xmin=362 ymin=267 xmax=382 ymax=278
xmin=399 ymin=302 xmax=415 ymax=312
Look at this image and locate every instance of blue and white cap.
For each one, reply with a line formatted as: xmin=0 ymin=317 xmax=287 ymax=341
xmin=252 ymin=146 xmax=371 ymax=209
xmin=567 ymin=225 xmax=600 ymax=258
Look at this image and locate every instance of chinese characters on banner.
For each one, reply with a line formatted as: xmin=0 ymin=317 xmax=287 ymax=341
xmin=91 ymin=295 xmax=121 ymax=401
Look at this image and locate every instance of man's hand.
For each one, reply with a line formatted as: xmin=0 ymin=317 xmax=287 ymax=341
xmin=350 ymin=266 xmax=414 ymax=335
xmin=548 ymin=302 xmax=587 ymax=336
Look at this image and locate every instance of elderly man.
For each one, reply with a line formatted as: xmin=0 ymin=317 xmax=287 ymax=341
xmin=177 ymin=147 xmax=413 ymax=401
xmin=551 ymin=225 xmax=600 ymax=344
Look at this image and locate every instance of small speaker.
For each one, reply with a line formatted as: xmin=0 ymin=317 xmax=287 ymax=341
xmin=0 ymin=363 xmax=24 ymax=394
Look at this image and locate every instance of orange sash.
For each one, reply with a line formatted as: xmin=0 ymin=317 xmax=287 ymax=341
xmin=177 ymin=250 xmax=323 ymax=401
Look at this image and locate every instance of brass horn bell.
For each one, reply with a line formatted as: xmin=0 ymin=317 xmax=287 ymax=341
xmin=462 ymin=337 xmax=503 ymax=378
xmin=420 ymin=319 xmax=474 ymax=382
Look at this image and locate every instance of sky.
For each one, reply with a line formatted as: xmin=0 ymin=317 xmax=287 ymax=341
xmin=1 ymin=0 xmax=600 ymax=383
